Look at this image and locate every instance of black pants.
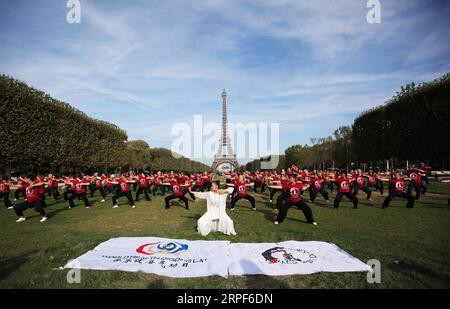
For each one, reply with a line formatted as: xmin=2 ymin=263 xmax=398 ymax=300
xmin=334 ymin=192 xmax=358 ymax=209
xmin=68 ymin=192 xmax=90 ymax=208
xmin=276 ymin=200 xmax=315 ymax=224
xmin=165 ymin=195 xmax=189 ymax=209
xmin=203 ymin=181 xmax=211 ymax=191
xmin=191 ymin=184 xmax=204 ymax=192
xmin=136 ymin=187 xmax=151 ymax=201
xmin=90 ymin=186 xmax=106 ymax=199
xmin=327 ymin=183 xmax=334 ymax=193
xmin=14 ymin=199 xmax=46 ymax=217
xmin=407 ymin=182 xmax=426 ymax=200
xmin=353 ymin=186 xmax=372 ymax=200
xmin=183 ymin=189 xmax=196 ymax=201
xmin=152 ymin=184 xmax=167 ymax=196
xmin=14 ymin=188 xmax=26 ymax=200
xmin=104 ymin=186 xmax=117 ymax=198
xmin=254 ymin=183 xmax=265 ymax=192
xmin=231 ymin=195 xmax=256 ymax=209
xmin=376 ymin=181 xmax=384 ymax=194
xmin=113 ymin=191 xmax=134 ymax=206
xmin=269 ymin=188 xmax=283 ymax=201
xmin=382 ymin=191 xmax=414 ymax=208
xmin=275 ymin=192 xmax=287 ymax=210
xmin=45 ymin=187 xmax=60 ymax=200
xmin=63 ymin=189 xmax=74 ymax=201
xmin=0 ymin=192 xmax=12 ymax=208
xmin=309 ymin=187 xmax=329 ymax=202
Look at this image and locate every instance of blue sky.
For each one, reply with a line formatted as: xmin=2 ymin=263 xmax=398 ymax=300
xmin=1 ymin=0 xmax=449 ymax=164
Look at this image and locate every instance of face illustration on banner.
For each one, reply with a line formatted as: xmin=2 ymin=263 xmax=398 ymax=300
xmin=136 ymin=242 xmax=189 ymax=255
xmin=261 ymin=247 xmax=317 ymax=264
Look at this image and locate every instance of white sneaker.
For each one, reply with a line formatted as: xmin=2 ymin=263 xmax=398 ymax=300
xmin=40 ymin=217 xmax=48 ymax=223
xmin=13 ymin=198 xmax=17 ymax=202
xmin=16 ymin=217 xmax=26 ymax=223
xmin=132 ymin=205 xmax=136 ymax=209
xmin=230 ymin=208 xmax=235 ymax=211
xmin=252 ymin=208 xmax=256 ymax=211
xmin=85 ymin=206 xmax=90 ymax=209
xmin=269 ymin=200 xmax=272 ymax=203
xmin=273 ymin=221 xmax=279 ymax=225
xmin=7 ymin=206 xmax=13 ymax=210
xmin=113 ymin=205 xmax=119 ymax=208
xmin=101 ymin=199 xmax=105 ymax=202
xmin=312 ymin=222 xmax=318 ymax=225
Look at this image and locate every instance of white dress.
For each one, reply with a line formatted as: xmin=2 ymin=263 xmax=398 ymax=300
xmin=193 ymin=188 xmax=237 ymax=236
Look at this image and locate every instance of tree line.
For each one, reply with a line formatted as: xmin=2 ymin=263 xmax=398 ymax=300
xmin=0 ymin=75 xmax=210 ymax=176
xmin=244 ymin=73 xmax=450 ymax=172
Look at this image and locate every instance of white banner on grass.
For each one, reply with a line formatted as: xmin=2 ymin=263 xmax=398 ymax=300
xmin=64 ymin=238 xmax=371 ymax=278
xmin=228 ymin=241 xmax=371 ymax=276
xmin=64 ymin=237 xmax=230 ymax=278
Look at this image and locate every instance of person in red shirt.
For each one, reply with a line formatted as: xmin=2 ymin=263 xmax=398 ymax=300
xmin=406 ymin=167 xmax=426 ymax=200
xmin=191 ymin=174 xmax=205 ymax=192
xmin=352 ymin=170 xmax=372 ymax=201
xmin=367 ymin=170 xmax=384 ymax=195
xmin=272 ymin=175 xmax=316 ymax=225
xmin=110 ymin=176 xmax=136 ymax=208
xmin=135 ymin=172 xmax=151 ymax=201
xmin=13 ymin=175 xmax=27 ymax=201
xmin=332 ymin=171 xmax=358 ymax=209
xmin=0 ymin=175 xmax=13 ymax=209
xmin=380 ymin=172 xmax=414 ymax=208
xmin=268 ymin=173 xmax=288 ymax=204
xmin=227 ymin=175 xmax=256 ymax=211
xmin=66 ymin=175 xmax=91 ymax=209
xmin=44 ymin=173 xmax=61 ymax=200
xmin=151 ymin=172 xmax=167 ymax=196
xmin=308 ymin=173 xmax=329 ymax=203
xmin=89 ymin=173 xmax=107 ymax=202
xmin=13 ymin=175 xmax=47 ymax=223
xmin=163 ymin=179 xmax=190 ymax=209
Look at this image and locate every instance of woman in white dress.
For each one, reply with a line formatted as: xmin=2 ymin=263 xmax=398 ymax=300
xmin=190 ymin=182 xmax=237 ymax=236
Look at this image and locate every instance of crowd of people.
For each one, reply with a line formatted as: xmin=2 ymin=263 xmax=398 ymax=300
xmin=0 ymin=163 xmax=445 ymax=227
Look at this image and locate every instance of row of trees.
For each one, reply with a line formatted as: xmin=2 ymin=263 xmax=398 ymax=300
xmin=0 ymin=75 xmax=210 ymax=176
xmin=244 ymin=73 xmax=450 ymax=172
xmin=126 ymin=140 xmax=211 ymax=172
xmin=352 ymin=73 xmax=450 ymax=164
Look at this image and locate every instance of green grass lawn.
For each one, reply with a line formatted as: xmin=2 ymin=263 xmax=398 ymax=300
xmin=0 ymin=182 xmax=449 ymax=289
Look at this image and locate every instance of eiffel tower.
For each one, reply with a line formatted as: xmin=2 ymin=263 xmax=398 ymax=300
xmin=211 ymin=88 xmax=239 ymax=171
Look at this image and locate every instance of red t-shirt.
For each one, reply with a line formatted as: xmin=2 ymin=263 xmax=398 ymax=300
xmin=25 ymin=185 xmax=41 ymax=203
xmin=282 ymin=183 xmax=305 ymax=203
xmin=408 ymin=171 xmax=422 ymax=185
xmin=355 ymin=175 xmax=365 ymax=187
xmin=73 ymin=180 xmax=88 ymax=194
xmin=389 ymin=178 xmax=405 ymax=193
xmin=171 ymin=183 xmax=184 ymax=197
xmin=311 ymin=178 xmax=323 ymax=190
xmin=0 ymin=180 xmax=10 ymax=193
xmin=118 ymin=179 xmax=131 ymax=192
xmin=336 ymin=178 xmax=351 ymax=193
xmin=46 ymin=178 xmax=58 ymax=189
xmin=368 ymin=176 xmax=377 ymax=186
xmin=234 ymin=181 xmax=249 ymax=197
xmin=95 ymin=177 xmax=103 ymax=188
xmin=138 ymin=176 xmax=148 ymax=188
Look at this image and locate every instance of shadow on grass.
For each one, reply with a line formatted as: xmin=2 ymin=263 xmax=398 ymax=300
xmin=388 ymin=259 xmax=450 ymax=288
xmin=146 ymin=278 xmax=165 ymax=289
xmin=244 ymin=275 xmax=291 ymax=289
xmin=0 ymin=250 xmax=37 ymax=281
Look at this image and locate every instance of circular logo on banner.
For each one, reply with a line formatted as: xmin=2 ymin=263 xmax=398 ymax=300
xmin=136 ymin=242 xmax=189 ymax=255
xmin=261 ymin=247 xmax=317 ymax=264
